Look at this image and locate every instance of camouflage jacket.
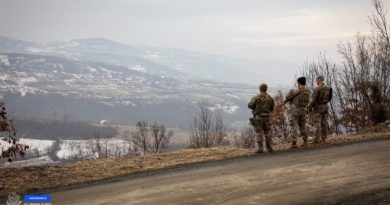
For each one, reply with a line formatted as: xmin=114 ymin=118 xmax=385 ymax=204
xmin=308 ymin=84 xmax=332 ymax=112
xmin=285 ymin=87 xmax=311 ymax=110
xmin=248 ymin=93 xmax=274 ymax=117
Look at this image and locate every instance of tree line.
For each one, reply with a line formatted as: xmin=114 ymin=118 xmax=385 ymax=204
xmin=300 ymin=0 xmax=389 ymax=134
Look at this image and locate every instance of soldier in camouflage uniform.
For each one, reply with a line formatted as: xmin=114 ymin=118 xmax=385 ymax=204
xmin=307 ymin=76 xmax=333 ymax=144
xmin=248 ymin=83 xmax=275 ymax=153
xmin=285 ymin=77 xmax=311 ymax=148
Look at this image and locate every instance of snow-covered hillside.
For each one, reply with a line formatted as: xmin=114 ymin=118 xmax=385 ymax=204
xmin=0 ymin=53 xmax=260 ymax=127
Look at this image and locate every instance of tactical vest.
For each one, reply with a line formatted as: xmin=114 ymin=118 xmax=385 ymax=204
xmin=292 ymin=88 xmax=310 ymax=108
xmin=254 ymin=94 xmax=273 ymax=115
xmin=316 ymin=86 xmax=332 ymax=104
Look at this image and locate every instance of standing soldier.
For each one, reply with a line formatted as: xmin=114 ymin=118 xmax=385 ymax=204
xmin=248 ymin=83 xmax=275 ymax=153
xmin=307 ymin=76 xmax=333 ymax=144
xmin=285 ymin=77 xmax=310 ymax=149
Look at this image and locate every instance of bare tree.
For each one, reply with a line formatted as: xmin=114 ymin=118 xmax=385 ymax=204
xmin=299 ymin=0 xmax=390 ymax=134
xmin=122 ymin=130 xmax=137 ymax=156
xmin=233 ymin=127 xmax=256 ymax=149
xmin=131 ymin=121 xmax=173 ymax=154
xmin=189 ymin=101 xmax=229 ymax=148
xmin=212 ymin=110 xmax=229 ymax=146
xmin=131 ymin=121 xmax=150 ymax=155
xmin=150 ymin=123 xmax=173 ymax=153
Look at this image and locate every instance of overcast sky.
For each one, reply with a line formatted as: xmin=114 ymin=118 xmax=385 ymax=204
xmin=0 ymin=0 xmax=381 ymax=63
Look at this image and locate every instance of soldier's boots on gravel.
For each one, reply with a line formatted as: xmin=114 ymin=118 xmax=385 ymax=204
xmin=257 ymin=142 xmax=274 ymax=153
xmin=266 ymin=142 xmax=274 ymax=153
xmin=314 ymin=139 xmax=326 ymax=145
xmin=256 ymin=142 xmax=264 ymax=154
xmin=301 ymin=140 xmax=308 ymax=148
xmin=256 ymin=149 xmax=264 ymax=154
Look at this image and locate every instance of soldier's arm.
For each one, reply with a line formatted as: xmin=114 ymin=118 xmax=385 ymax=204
xmin=307 ymin=88 xmax=318 ymax=108
xmin=285 ymin=89 xmax=297 ymax=102
xmin=248 ymin=97 xmax=256 ymax=110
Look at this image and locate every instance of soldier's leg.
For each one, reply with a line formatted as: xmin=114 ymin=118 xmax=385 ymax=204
xmin=289 ymin=113 xmax=299 ymax=147
xmin=320 ymin=113 xmax=329 ymax=143
xmin=313 ymin=113 xmax=321 ymax=144
xmin=298 ymin=113 xmax=308 ymax=146
xmin=254 ymin=118 xmax=264 ymax=153
xmin=263 ymin=118 xmax=274 ymax=152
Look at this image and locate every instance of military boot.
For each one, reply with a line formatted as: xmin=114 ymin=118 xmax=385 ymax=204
xmin=256 ymin=142 xmax=264 ymax=154
xmin=301 ymin=140 xmax=308 ymax=148
xmin=313 ymin=137 xmax=320 ymax=145
xmin=266 ymin=142 xmax=274 ymax=153
xmin=290 ymin=142 xmax=298 ymax=149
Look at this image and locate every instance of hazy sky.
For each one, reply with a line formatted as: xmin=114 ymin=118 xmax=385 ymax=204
xmin=0 ymin=0 xmax=381 ymax=63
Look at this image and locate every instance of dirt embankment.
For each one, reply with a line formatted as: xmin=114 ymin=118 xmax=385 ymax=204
xmin=1 ymin=129 xmax=390 ymax=197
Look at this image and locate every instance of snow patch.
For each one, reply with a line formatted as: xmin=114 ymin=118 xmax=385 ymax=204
xmin=2 ymin=156 xmax=55 ymax=167
xmin=226 ymin=94 xmax=240 ymax=99
xmin=144 ymin=51 xmax=161 ymax=59
xmin=128 ymin=65 xmax=146 ymax=72
xmin=26 ymin=47 xmax=45 ymax=53
xmin=0 ymin=55 xmax=10 ymax=66
xmin=209 ymin=104 xmax=240 ymax=114
xmin=0 ymin=74 xmax=9 ymax=81
xmin=19 ymin=77 xmax=38 ymax=83
xmin=19 ymin=138 xmax=54 ymax=154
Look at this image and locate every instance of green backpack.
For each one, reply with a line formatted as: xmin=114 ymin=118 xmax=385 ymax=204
xmin=255 ymin=95 xmax=272 ymax=114
xmin=317 ymin=86 xmax=333 ymax=104
xmin=296 ymin=89 xmax=311 ymax=107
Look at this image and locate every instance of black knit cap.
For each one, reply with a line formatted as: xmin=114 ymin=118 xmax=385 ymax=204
xmin=297 ymin=77 xmax=306 ymax=85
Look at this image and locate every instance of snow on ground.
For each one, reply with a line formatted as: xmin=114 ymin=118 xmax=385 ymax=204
xmin=19 ymin=138 xmax=54 ymax=154
xmin=2 ymin=156 xmax=56 ymax=167
xmin=209 ymin=104 xmax=240 ymax=114
xmin=128 ymin=65 xmax=146 ymax=72
xmin=225 ymin=94 xmax=240 ymax=99
xmin=58 ymin=139 xmax=131 ymax=160
xmin=0 ymin=55 xmax=10 ymax=66
xmin=144 ymin=51 xmax=161 ymax=59
xmin=0 ymin=74 xmax=9 ymax=81
xmin=19 ymin=77 xmax=38 ymax=84
xmin=1 ymin=138 xmax=133 ymax=167
xmin=26 ymin=47 xmax=46 ymax=53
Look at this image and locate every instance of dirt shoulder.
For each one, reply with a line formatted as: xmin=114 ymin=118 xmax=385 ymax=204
xmin=1 ymin=130 xmax=390 ymax=197
xmin=335 ymin=188 xmax=390 ymax=205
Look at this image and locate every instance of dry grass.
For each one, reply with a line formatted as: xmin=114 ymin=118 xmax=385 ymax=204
xmin=1 ymin=129 xmax=390 ymax=197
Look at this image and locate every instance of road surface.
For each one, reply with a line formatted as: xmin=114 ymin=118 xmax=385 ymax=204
xmin=49 ymin=140 xmax=390 ymax=204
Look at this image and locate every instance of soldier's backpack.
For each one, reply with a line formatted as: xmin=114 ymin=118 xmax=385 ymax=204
xmin=295 ymin=89 xmax=311 ymax=107
xmin=317 ymin=86 xmax=333 ymax=104
xmin=255 ymin=94 xmax=273 ymax=115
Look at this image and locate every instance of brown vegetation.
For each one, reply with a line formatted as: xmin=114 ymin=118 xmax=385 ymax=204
xmin=0 ymin=101 xmax=28 ymax=162
xmin=301 ymin=0 xmax=390 ymax=134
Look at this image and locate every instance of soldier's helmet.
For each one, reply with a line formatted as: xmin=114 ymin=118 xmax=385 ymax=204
xmin=259 ymin=83 xmax=268 ymax=92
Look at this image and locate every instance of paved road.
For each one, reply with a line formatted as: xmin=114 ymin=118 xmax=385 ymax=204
xmin=50 ymin=140 xmax=390 ymax=205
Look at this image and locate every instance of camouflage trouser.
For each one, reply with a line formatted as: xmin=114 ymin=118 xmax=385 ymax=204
xmin=253 ymin=116 xmax=272 ymax=150
xmin=313 ymin=112 xmax=328 ymax=142
xmin=289 ymin=109 xmax=308 ymax=144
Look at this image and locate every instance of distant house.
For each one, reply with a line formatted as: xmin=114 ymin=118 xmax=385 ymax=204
xmin=99 ymin=119 xmax=111 ymax=125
